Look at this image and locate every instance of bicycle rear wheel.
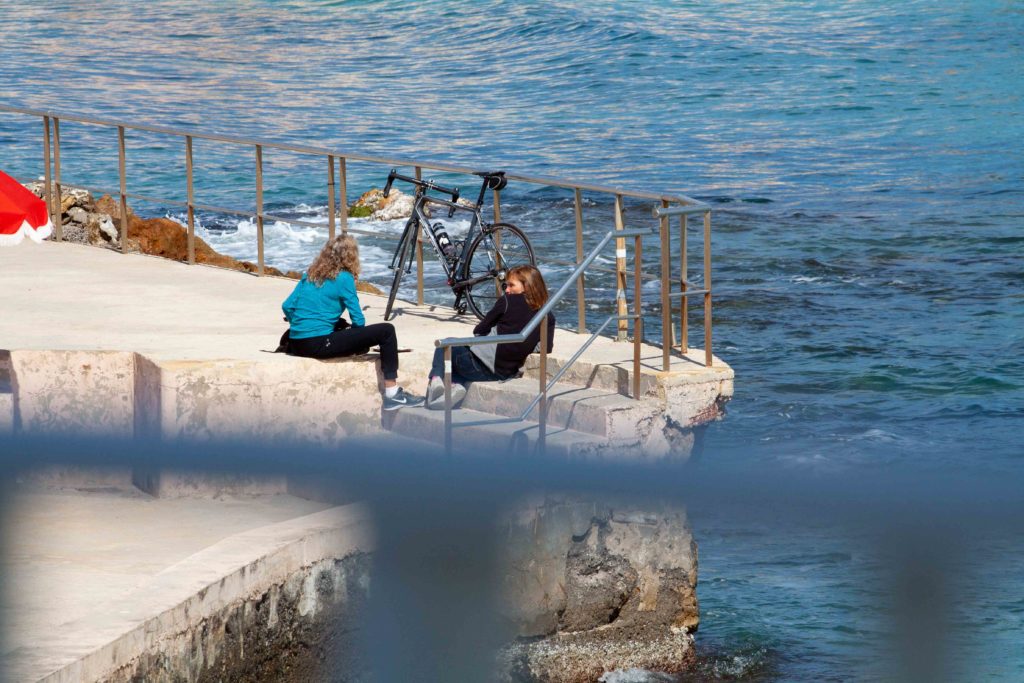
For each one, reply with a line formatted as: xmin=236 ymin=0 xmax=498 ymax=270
xmin=384 ymin=225 xmax=414 ymax=321
xmin=463 ymin=223 xmax=535 ymax=319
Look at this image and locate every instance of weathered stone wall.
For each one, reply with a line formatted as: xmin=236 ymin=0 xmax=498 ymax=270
xmin=106 ymin=554 xmax=371 ymax=683
xmin=497 ymin=496 xmax=699 ymax=682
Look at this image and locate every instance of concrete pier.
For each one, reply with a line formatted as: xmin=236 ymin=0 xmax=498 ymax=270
xmin=0 ymin=241 xmax=732 ymax=460
xmin=0 ymin=240 xmax=733 ymax=681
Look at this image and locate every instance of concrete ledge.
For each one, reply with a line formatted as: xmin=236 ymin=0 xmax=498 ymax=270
xmin=1 ymin=503 xmax=375 ymax=683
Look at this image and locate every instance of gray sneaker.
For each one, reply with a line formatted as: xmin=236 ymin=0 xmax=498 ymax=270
xmin=426 ymin=381 xmax=467 ymax=410
xmin=450 ymin=383 xmax=467 ymax=408
xmin=426 ymin=376 xmax=445 ymax=408
xmin=382 ymin=387 xmax=425 ymax=411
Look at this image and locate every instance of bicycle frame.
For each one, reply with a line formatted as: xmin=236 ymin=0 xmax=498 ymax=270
xmin=388 ymin=173 xmax=502 ymax=287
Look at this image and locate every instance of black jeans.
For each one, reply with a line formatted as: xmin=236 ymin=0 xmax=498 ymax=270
xmin=288 ymin=322 xmax=400 ymax=380
xmin=430 ymin=346 xmax=504 ymax=385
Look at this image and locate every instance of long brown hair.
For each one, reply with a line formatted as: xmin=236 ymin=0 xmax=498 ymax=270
xmin=307 ymin=234 xmax=361 ymax=285
xmin=508 ymin=265 xmax=548 ymax=311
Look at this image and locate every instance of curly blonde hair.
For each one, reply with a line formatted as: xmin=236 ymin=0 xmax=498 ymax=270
xmin=307 ymin=234 xmax=361 ymax=286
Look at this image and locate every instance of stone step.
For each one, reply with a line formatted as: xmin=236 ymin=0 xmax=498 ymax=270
xmin=518 ymin=346 xmax=733 ymax=401
xmin=385 ymin=404 xmax=613 ymax=457
xmin=462 ymin=377 xmax=656 ymax=439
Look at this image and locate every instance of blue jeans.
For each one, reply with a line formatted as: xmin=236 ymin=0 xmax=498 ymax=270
xmin=430 ymin=346 xmax=504 ymax=385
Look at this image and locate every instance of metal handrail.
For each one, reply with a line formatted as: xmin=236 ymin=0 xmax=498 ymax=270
xmin=437 ymin=312 xmax=638 ymax=432
xmin=435 ymin=227 xmax=652 ymax=454
xmin=1 ymin=105 xmax=708 ymax=321
xmin=1 ymin=104 xmax=715 ymax=405
xmin=437 ymin=228 xmax=650 ymax=350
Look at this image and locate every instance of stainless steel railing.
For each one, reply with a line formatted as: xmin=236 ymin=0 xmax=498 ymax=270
xmin=0 ymin=104 xmax=714 ymax=375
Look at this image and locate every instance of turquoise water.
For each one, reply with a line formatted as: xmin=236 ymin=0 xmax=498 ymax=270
xmin=2 ymin=1 xmax=1022 ymax=679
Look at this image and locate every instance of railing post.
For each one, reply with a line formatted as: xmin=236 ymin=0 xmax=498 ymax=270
xmin=703 ymin=210 xmax=713 ymax=367
xmin=614 ymin=194 xmax=628 ymax=341
xmin=634 ymin=232 xmax=643 ymax=399
xmin=539 ymin=315 xmax=548 ymax=454
xmin=492 ymin=188 xmax=503 ymax=298
xmin=339 ymin=156 xmax=348 ymax=235
xmin=415 ymin=166 xmax=424 ymax=305
xmin=444 ymin=346 xmax=452 ymax=456
xmin=680 ymin=213 xmax=688 ymax=354
xmin=574 ymin=188 xmax=586 ymax=334
xmin=635 ymin=319 xmax=644 ymax=400
xmin=255 ymin=144 xmax=265 ymax=276
xmin=185 ymin=136 xmax=196 ymax=264
xmin=659 ymin=200 xmax=671 ymax=371
xmin=327 ymin=154 xmax=336 ymax=241
xmin=52 ymin=117 xmax=63 ymax=241
xmin=42 ymin=116 xmax=53 ymax=233
xmin=118 ymin=125 xmax=128 ymax=254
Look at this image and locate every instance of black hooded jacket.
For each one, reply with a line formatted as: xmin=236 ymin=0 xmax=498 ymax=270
xmin=473 ymin=293 xmax=555 ymax=378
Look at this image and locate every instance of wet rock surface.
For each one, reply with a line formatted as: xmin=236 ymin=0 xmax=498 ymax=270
xmin=498 ymin=496 xmax=699 ymax=682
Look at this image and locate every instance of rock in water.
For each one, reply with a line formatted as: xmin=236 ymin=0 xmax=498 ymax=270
xmin=350 ymin=187 xmax=415 ymax=221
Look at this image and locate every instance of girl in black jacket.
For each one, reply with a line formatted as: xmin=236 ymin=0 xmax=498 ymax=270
xmin=425 ymin=265 xmax=554 ymax=409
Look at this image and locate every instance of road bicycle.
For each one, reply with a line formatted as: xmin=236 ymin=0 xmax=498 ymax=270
xmin=382 ymin=169 xmax=535 ymax=321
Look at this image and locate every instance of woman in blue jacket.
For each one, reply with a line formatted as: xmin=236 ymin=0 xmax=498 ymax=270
xmin=282 ymin=235 xmax=423 ymax=411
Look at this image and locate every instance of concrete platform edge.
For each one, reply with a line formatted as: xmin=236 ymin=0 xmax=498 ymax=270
xmin=1 ymin=503 xmax=375 ymax=683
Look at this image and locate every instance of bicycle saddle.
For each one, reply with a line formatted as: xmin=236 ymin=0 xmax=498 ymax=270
xmin=474 ymin=170 xmax=507 ymax=191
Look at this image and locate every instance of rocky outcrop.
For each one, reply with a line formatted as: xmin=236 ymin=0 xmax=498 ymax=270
xmin=92 ymin=195 xmax=305 ymax=278
xmin=350 ymin=187 xmax=474 ymax=221
xmin=498 ymin=497 xmax=699 ymax=682
xmin=23 ymin=184 xmax=384 ymax=293
xmin=350 ymin=188 xmax=416 ymax=221
xmin=26 ymin=183 xmax=300 ymax=278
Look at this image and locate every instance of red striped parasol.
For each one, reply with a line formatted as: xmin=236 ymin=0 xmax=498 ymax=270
xmin=0 ymin=169 xmax=53 ymax=246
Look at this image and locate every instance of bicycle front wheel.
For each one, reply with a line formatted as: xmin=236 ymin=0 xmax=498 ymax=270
xmin=463 ymin=223 xmax=535 ymax=319
xmin=384 ymin=226 xmax=413 ymax=321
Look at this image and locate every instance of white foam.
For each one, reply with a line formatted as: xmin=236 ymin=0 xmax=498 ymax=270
xmin=162 ymin=207 xmax=531 ymax=308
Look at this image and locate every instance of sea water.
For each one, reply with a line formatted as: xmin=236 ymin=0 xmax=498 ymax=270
xmin=1 ymin=2 xmax=1021 ymax=679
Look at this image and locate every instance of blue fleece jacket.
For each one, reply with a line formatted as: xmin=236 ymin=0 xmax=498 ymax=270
xmin=281 ymin=271 xmax=364 ymax=339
